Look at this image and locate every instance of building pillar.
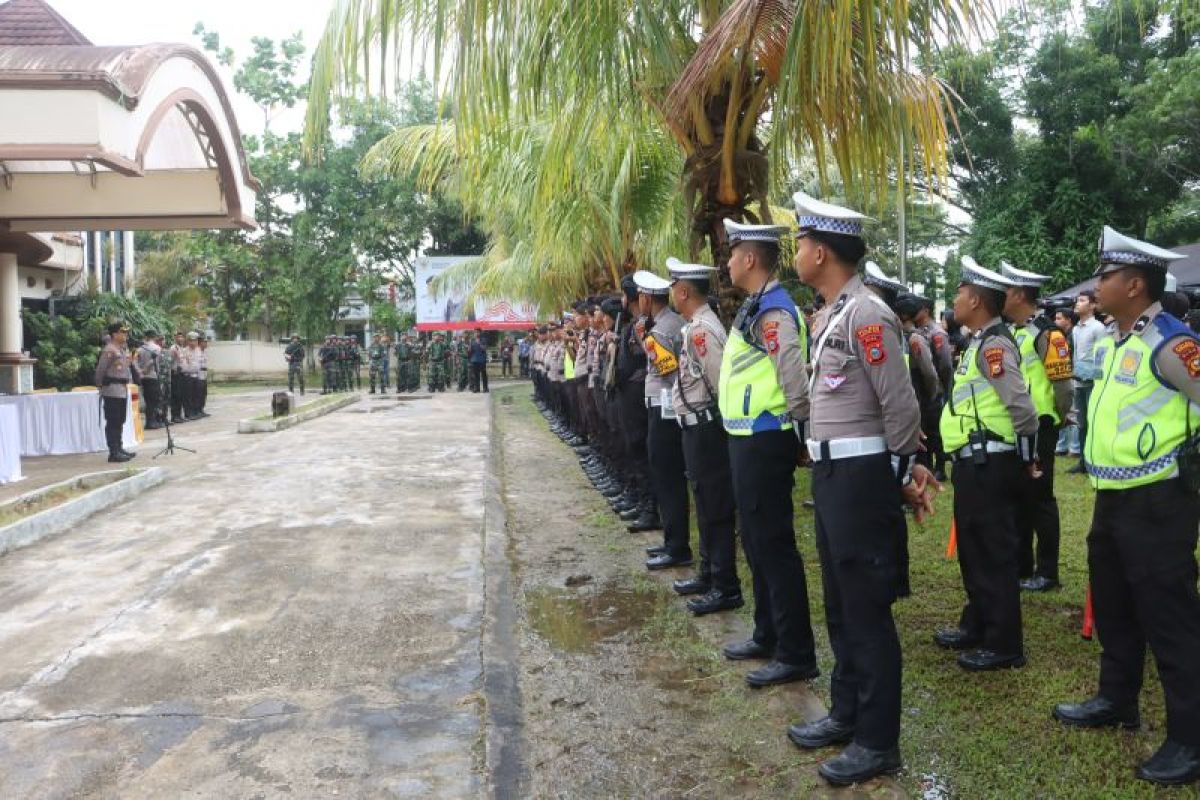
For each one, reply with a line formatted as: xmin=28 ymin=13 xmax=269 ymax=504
xmin=0 ymin=251 xmax=34 ymax=394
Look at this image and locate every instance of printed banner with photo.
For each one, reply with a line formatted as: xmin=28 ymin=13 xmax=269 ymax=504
xmin=414 ymin=256 xmax=539 ymax=331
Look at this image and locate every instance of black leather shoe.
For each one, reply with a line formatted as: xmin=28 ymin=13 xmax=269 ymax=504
xmin=645 ymin=545 xmax=667 ymax=556
xmin=627 ymin=514 xmax=663 ymax=533
xmin=1052 ymin=696 xmax=1140 ymax=730
xmin=599 ymin=484 xmax=623 ymax=498
xmin=801 ymin=499 xmax=815 ymax=509
xmin=120 ymin=449 xmax=137 ymax=458
xmin=1136 ymin=740 xmax=1200 ymax=786
xmin=107 ymin=452 xmax=132 ymax=463
xmin=818 ymin=743 xmax=902 ymax=786
xmin=646 ymin=553 xmax=693 ymax=570
xmin=722 ymin=639 xmax=771 ymax=661
xmin=957 ymin=649 xmax=1026 ymax=671
xmin=1021 ymin=575 xmax=1061 ymax=592
xmin=788 ymin=716 xmax=855 ymax=749
xmin=619 ymin=508 xmax=641 ymax=522
xmin=1067 ymin=462 xmax=1087 ymax=475
xmin=687 ymin=590 xmax=744 ymax=616
xmin=746 ymin=660 xmax=820 ymax=687
xmin=672 ymin=577 xmax=710 ymax=596
xmin=933 ymin=628 xmax=982 ymax=650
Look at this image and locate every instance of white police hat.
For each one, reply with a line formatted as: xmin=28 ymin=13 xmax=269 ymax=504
xmin=1096 ymin=225 xmax=1185 ymax=275
xmin=632 ymin=269 xmax=672 ymax=296
xmin=960 ymin=256 xmax=1014 ymax=292
xmin=863 ymin=261 xmax=906 ymax=293
xmin=666 ymin=257 xmax=717 ymax=283
xmin=793 ymin=190 xmax=871 ymax=237
xmin=723 ymin=218 xmax=789 ymax=247
xmin=1000 ymin=260 xmax=1050 ymax=288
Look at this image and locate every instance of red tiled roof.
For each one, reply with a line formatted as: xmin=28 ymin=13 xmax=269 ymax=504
xmin=0 ymin=0 xmax=91 ymax=46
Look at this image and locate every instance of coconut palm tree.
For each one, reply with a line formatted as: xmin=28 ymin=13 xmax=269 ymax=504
xmin=307 ymin=0 xmax=987 ymax=306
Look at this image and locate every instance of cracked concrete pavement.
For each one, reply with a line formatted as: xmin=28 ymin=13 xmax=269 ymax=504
xmin=0 ymin=391 xmax=494 ymax=798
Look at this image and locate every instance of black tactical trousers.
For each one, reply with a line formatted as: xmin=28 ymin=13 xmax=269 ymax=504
xmin=813 ymin=452 xmax=905 ymax=750
xmin=681 ymin=418 xmax=740 ymax=594
xmin=728 ymin=430 xmax=817 ymax=668
xmin=170 ymin=371 xmax=185 ymax=420
xmin=1091 ymin=479 xmax=1200 ymax=745
xmin=647 ymin=408 xmax=690 ymax=558
xmin=1017 ymin=417 xmax=1061 ymax=581
xmin=142 ymin=379 xmax=161 ymax=425
xmin=952 ymin=452 xmax=1024 ymax=655
xmin=618 ymin=380 xmax=653 ymax=506
xmin=102 ymin=395 xmax=126 ymax=454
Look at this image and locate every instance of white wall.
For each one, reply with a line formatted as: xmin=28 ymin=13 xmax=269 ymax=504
xmin=205 ymin=340 xmax=293 ymax=379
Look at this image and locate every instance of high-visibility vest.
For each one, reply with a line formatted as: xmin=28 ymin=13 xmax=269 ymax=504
xmin=1013 ymin=321 xmax=1063 ymax=425
xmin=939 ymin=327 xmax=1017 ymax=452
xmin=1086 ymin=314 xmax=1198 ymax=489
xmin=718 ymin=285 xmax=803 ymax=436
xmin=564 ymin=350 xmax=576 ymax=380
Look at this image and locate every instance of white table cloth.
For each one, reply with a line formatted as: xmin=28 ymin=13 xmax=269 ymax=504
xmin=0 ymin=405 xmax=21 ymax=484
xmin=0 ymin=391 xmax=136 ymax=457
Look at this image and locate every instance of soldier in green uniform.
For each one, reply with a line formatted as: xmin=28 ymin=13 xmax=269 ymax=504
xmin=426 ymin=333 xmax=447 ymax=391
xmin=394 ymin=335 xmax=410 ymax=393
xmin=319 ymin=335 xmax=337 ymax=394
xmin=352 ymin=337 xmax=364 ymax=390
xmin=380 ymin=336 xmax=392 ymax=392
xmin=284 ymin=335 xmax=306 ymax=394
xmin=368 ymin=334 xmax=386 ymax=393
xmin=457 ymin=333 xmax=471 ymax=391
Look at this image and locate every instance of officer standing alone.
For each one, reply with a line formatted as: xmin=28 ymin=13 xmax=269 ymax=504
xmin=94 ymin=322 xmax=138 ymax=463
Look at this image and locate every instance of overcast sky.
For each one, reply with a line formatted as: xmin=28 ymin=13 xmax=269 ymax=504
xmin=49 ymin=0 xmax=344 ymax=135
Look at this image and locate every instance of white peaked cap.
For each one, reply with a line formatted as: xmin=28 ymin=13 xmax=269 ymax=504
xmin=723 ymin=218 xmax=789 ymax=246
xmin=1000 ymin=260 xmax=1050 ymax=288
xmin=1096 ymin=225 xmax=1186 ymax=275
xmin=632 ymin=269 xmax=671 ymax=296
xmin=793 ymin=190 xmax=871 ymax=237
xmin=666 ymin=256 xmax=717 ymax=282
xmin=863 ymin=261 xmax=907 ymax=293
xmin=960 ymin=256 xmax=1014 ymax=292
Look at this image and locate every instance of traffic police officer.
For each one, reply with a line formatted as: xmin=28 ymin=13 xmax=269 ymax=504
xmin=1000 ymin=261 xmax=1074 ymax=592
xmin=666 ymin=257 xmax=743 ymax=615
xmin=935 ymin=257 xmax=1040 ymax=671
xmin=94 ymin=322 xmax=138 ymax=463
xmin=634 ymin=270 xmax=692 ymax=571
xmin=784 ymin=191 xmax=934 ymax=785
xmin=717 ymin=218 xmax=819 ymax=688
xmin=1053 ymin=227 xmax=1200 ymax=787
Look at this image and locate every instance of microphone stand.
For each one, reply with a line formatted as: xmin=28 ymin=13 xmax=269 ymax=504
xmin=152 ymin=350 xmax=195 ymax=457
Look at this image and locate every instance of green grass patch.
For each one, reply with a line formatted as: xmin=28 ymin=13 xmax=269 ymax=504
xmin=0 ymin=469 xmax=135 ymax=527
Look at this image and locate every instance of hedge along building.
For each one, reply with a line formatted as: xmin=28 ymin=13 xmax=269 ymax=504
xmin=0 ymin=0 xmax=258 ymax=394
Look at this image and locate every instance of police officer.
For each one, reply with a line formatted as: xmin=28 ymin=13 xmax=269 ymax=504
xmin=615 ymin=276 xmax=660 ymax=533
xmin=784 ymin=192 xmax=935 ymax=785
xmin=935 ymin=257 xmax=1040 ymax=671
xmin=285 ymin=335 xmax=306 ymax=394
xmin=633 ymin=271 xmax=692 ymax=571
xmin=94 ymin=322 xmax=138 ymax=463
xmin=1053 ymin=228 xmax=1200 ymax=787
xmin=914 ymin=296 xmax=954 ymax=480
xmin=717 ymin=218 xmax=818 ymax=688
xmin=135 ymin=331 xmax=164 ymax=430
xmin=666 ymin=258 xmax=743 ymax=615
xmin=1000 ymin=261 xmax=1074 ymax=592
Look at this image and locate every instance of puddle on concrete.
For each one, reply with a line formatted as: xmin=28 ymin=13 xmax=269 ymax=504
xmin=526 ymin=582 xmax=662 ymax=653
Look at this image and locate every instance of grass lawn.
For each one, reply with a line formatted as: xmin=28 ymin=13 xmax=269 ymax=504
xmin=787 ymin=458 xmax=1197 ymax=798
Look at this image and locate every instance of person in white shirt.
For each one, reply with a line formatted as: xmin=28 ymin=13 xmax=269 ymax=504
xmin=1069 ymin=290 xmax=1106 ymax=473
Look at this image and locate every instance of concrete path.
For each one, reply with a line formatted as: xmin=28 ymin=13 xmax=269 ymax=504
xmin=0 ymin=392 xmax=492 ymax=798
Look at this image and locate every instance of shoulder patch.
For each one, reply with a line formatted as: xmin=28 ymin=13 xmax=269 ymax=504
xmin=983 ymin=346 xmax=1005 ymax=378
xmin=1172 ymin=339 xmax=1200 ymax=380
xmin=909 ymin=336 xmax=923 ymax=355
xmin=856 ymin=324 xmax=887 ymax=365
xmin=762 ymin=320 xmax=781 ymax=355
xmin=692 ymin=331 xmax=707 ymax=358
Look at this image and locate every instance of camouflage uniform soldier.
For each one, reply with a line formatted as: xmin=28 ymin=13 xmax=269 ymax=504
xmin=368 ymin=334 xmax=386 ymax=393
xmin=285 ymin=335 xmax=306 ymax=394
xmin=380 ymin=336 xmax=391 ymax=391
xmin=339 ymin=337 xmax=352 ymax=391
xmin=427 ymin=333 xmax=448 ymax=391
xmin=319 ymin=335 xmax=338 ymax=393
xmin=394 ymin=336 xmax=409 ymax=393
xmin=353 ymin=337 xmax=364 ymax=390
xmin=457 ymin=334 xmax=471 ymax=391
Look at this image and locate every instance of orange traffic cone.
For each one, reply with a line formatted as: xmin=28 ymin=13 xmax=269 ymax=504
xmin=1082 ymin=586 xmax=1095 ymax=640
xmin=945 ymin=518 xmax=958 ymax=559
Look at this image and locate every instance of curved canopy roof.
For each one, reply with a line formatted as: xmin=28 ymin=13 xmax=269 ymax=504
xmin=0 ymin=43 xmax=259 ymax=232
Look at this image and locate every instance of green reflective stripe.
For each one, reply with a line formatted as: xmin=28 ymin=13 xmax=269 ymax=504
xmin=1116 ymin=386 xmax=1176 ymax=433
xmin=952 ymin=377 xmax=990 ymax=406
xmin=730 ymin=349 xmax=767 ymax=374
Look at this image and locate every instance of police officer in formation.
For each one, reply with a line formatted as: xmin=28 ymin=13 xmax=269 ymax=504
xmin=1052 ymin=227 xmax=1200 ymax=786
xmin=527 ymin=195 xmax=1200 ymax=787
